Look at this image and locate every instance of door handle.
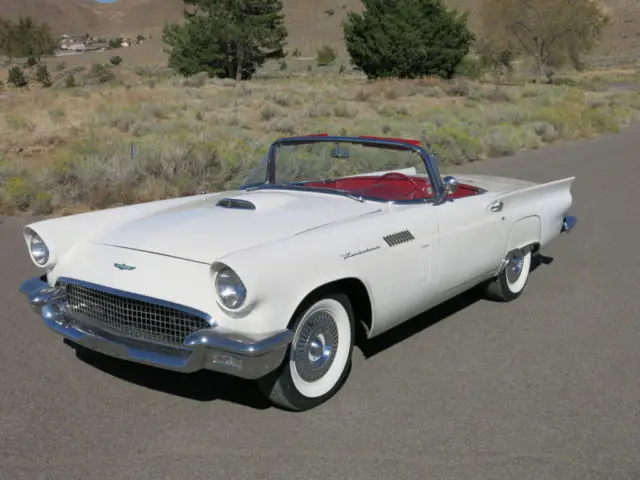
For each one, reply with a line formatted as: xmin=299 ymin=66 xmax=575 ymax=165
xmin=489 ymin=200 xmax=503 ymax=212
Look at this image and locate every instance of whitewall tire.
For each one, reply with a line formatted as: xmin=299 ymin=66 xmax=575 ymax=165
xmin=257 ymin=293 xmax=355 ymax=411
xmin=484 ymin=247 xmax=532 ymax=302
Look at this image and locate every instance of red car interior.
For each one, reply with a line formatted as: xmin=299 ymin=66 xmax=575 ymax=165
xmin=303 ymin=173 xmax=481 ymax=202
xmin=288 ymin=136 xmax=483 ymax=202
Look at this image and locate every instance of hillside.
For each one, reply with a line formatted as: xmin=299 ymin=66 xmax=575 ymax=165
xmin=0 ymin=0 xmax=638 ymax=60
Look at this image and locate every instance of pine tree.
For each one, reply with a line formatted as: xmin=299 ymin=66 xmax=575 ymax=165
xmin=0 ymin=16 xmax=56 ymax=65
xmin=163 ymin=0 xmax=288 ymax=80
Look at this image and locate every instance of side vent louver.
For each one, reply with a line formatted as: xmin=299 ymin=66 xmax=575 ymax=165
xmin=216 ymin=198 xmax=256 ymax=210
xmin=383 ymin=230 xmax=415 ymax=247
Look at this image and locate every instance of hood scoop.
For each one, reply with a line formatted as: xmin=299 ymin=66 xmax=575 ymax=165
xmin=216 ymin=197 xmax=256 ymax=210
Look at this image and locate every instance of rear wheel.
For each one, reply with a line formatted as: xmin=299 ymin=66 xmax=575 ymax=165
xmin=484 ymin=247 xmax=532 ymax=302
xmin=257 ymin=293 xmax=355 ymax=411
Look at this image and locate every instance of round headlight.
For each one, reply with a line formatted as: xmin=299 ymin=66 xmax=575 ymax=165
xmin=215 ymin=267 xmax=247 ymax=310
xmin=29 ymin=232 xmax=49 ymax=266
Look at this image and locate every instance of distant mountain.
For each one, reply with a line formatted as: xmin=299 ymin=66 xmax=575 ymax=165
xmin=0 ymin=0 xmax=637 ymax=60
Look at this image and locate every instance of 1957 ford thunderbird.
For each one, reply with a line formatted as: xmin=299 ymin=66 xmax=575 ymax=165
xmin=19 ymin=134 xmax=577 ymax=411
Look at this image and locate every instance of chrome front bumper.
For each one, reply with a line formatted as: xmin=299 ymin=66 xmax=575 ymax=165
xmin=19 ymin=276 xmax=293 ymax=380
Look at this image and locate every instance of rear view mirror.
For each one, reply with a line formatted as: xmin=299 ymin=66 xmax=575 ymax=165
xmin=331 ymin=145 xmax=350 ymax=159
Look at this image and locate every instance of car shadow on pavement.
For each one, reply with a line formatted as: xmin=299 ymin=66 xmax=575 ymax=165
xmin=64 ymin=340 xmax=272 ymax=410
xmin=358 ymin=253 xmax=554 ymax=359
xmin=63 ymin=253 xmax=553 ymax=409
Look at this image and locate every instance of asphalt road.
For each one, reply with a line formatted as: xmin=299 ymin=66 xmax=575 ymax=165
xmin=2 ymin=127 xmax=639 ymax=480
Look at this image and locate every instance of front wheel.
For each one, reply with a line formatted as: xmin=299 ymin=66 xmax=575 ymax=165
xmin=484 ymin=247 xmax=532 ymax=302
xmin=257 ymin=293 xmax=355 ymax=411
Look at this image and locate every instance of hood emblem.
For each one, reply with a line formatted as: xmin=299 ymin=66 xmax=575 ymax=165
xmin=114 ymin=263 xmax=136 ymax=271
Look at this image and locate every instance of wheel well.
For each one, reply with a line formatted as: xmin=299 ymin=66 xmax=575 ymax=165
xmin=292 ymin=278 xmax=373 ymax=344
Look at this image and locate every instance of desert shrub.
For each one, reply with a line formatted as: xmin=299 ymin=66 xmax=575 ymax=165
xmin=332 ymin=103 xmax=358 ymax=118
xmin=64 ymin=72 xmax=76 ymax=88
xmin=7 ymin=67 xmax=27 ymax=87
xmin=109 ymin=37 xmax=123 ymax=49
xmin=110 ymin=56 xmax=123 ymax=66
xmin=316 ymin=45 xmax=337 ymax=66
xmin=182 ymin=71 xmax=208 ymax=87
xmin=455 ymin=55 xmax=485 ymax=79
xmin=85 ymin=63 xmax=116 ymax=84
xmin=260 ymin=104 xmax=280 ymax=121
xmin=36 ymin=64 xmax=52 ymax=87
xmin=2 ymin=73 xmax=640 ymax=215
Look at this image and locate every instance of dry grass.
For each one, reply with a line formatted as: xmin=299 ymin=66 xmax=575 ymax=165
xmin=2 ymin=64 xmax=640 ymax=216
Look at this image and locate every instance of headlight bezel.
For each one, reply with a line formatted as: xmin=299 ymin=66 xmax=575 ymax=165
xmin=27 ymin=230 xmax=50 ymax=267
xmin=213 ymin=265 xmax=248 ymax=311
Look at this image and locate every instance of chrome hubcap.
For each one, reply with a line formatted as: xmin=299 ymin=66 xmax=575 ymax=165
xmin=293 ymin=310 xmax=339 ymax=383
xmin=506 ymin=253 xmax=524 ymax=284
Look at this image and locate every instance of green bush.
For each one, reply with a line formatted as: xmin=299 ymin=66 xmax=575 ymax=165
xmin=316 ymin=45 xmax=337 ymax=66
xmin=110 ymin=56 xmax=123 ymax=66
xmin=87 ymin=63 xmax=115 ymax=84
xmin=343 ymin=0 xmax=475 ymax=79
xmin=109 ymin=37 xmax=123 ymax=49
xmin=7 ymin=67 xmax=27 ymax=87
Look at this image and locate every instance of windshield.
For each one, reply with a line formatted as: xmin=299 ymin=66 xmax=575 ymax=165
xmin=241 ymin=140 xmax=435 ymax=202
xmin=245 ymin=141 xmax=429 ymax=185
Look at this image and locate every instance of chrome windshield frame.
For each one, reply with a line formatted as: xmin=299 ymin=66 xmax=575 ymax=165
xmin=239 ymin=135 xmax=448 ymax=205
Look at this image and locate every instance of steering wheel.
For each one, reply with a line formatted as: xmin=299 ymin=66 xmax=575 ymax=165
xmin=376 ymin=172 xmax=423 ymax=198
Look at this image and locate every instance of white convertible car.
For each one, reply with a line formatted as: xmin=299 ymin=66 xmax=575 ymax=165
xmin=20 ymin=134 xmax=577 ymax=411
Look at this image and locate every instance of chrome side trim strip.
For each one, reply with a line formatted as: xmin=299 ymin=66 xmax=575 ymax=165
xmin=97 ymin=244 xmax=210 ymax=265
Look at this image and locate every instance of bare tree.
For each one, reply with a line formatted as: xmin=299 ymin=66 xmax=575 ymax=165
xmin=479 ymin=0 xmax=609 ymax=79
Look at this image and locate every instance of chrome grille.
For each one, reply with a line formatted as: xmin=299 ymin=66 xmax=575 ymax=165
xmin=62 ymin=281 xmax=210 ymax=348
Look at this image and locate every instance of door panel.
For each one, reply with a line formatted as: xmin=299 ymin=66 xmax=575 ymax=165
xmin=433 ymin=195 xmax=511 ymax=295
xmin=367 ymin=203 xmax=441 ymax=337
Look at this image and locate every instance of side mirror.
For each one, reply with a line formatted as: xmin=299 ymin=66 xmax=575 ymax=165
xmin=442 ymin=175 xmax=459 ymax=195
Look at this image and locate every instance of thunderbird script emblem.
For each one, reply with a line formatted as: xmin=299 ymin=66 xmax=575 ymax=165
xmin=114 ymin=263 xmax=136 ymax=271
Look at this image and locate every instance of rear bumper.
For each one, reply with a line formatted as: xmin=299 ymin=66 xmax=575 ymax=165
xmin=19 ymin=276 xmax=292 ymax=380
xmin=561 ymin=215 xmax=577 ymax=233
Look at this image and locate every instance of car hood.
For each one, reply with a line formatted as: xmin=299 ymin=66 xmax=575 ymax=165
xmin=91 ymin=189 xmax=382 ymax=264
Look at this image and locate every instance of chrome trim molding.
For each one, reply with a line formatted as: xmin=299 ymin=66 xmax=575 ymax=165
xmin=561 ymin=215 xmax=577 ymax=233
xmin=241 ymin=183 xmax=437 ymax=205
xmin=100 ymin=244 xmax=210 ymax=265
xmin=19 ymin=276 xmax=293 ymax=380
